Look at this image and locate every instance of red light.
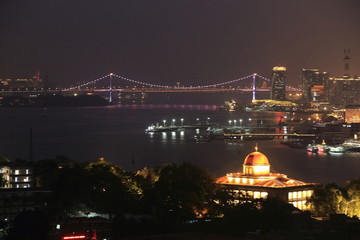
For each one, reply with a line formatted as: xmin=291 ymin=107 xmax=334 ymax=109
xmin=63 ymin=236 xmax=86 ymax=240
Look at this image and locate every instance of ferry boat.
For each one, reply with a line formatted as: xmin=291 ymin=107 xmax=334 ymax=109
xmin=145 ymin=124 xmax=180 ymax=132
xmin=306 ymin=143 xmax=319 ymax=153
xmin=328 ymin=145 xmax=346 ymax=153
xmin=317 ymin=140 xmax=330 ymax=153
xmin=306 ymin=140 xmax=330 ymax=153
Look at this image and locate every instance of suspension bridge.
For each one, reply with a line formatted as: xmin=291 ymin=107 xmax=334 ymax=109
xmin=1 ymin=72 xmax=301 ymax=103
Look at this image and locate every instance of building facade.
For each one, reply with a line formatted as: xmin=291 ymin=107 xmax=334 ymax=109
xmin=302 ymin=69 xmax=329 ymax=105
xmin=216 ymin=149 xmax=317 ymax=210
xmin=326 ymin=76 xmax=360 ymax=107
xmin=345 ymin=105 xmax=360 ymax=123
xmin=271 ymin=66 xmax=286 ymax=101
xmin=1 ymin=162 xmax=34 ymax=189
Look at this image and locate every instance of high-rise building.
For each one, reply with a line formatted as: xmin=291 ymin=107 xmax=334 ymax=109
xmin=302 ymin=69 xmax=329 ymax=104
xmin=271 ymin=66 xmax=286 ymax=101
xmin=327 ymin=76 xmax=360 ymax=107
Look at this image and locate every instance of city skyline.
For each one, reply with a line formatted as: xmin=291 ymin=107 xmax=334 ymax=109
xmin=1 ymin=0 xmax=360 ymax=87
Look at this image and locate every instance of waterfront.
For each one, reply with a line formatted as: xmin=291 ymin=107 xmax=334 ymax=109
xmin=1 ymin=104 xmax=360 ymax=185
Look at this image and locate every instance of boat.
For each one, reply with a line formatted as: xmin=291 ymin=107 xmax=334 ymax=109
xmin=193 ymin=134 xmax=211 ymax=142
xmin=316 ymin=140 xmax=330 ymax=153
xmin=145 ymin=124 xmax=180 ymax=132
xmin=328 ymin=145 xmax=346 ymax=153
xmin=342 ymin=138 xmax=360 ymax=147
xmin=306 ymin=143 xmax=319 ymax=153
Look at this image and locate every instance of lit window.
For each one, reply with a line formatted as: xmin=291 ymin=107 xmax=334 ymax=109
xmin=293 ymin=191 xmax=297 ymax=199
xmin=24 ymin=177 xmax=29 ymax=182
xmin=261 ymin=192 xmax=268 ymax=198
xmin=26 ymin=169 xmax=29 ymax=174
xmin=14 ymin=170 xmax=19 ymax=175
xmin=306 ymin=190 xmax=313 ymax=198
xmin=15 ymin=177 xmax=18 ymax=182
xmin=288 ymin=192 xmax=293 ymax=201
xmin=254 ymin=191 xmax=261 ymax=199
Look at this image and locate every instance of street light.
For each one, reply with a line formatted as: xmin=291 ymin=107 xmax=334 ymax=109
xmin=163 ymin=120 xmax=166 ymax=126
xmin=181 ymin=118 xmax=184 ymax=126
xmin=172 ymin=119 xmax=176 ymax=126
xmin=229 ymin=120 xmax=232 ymax=126
xmin=234 ymin=120 xmax=237 ymax=126
xmin=239 ymin=119 xmax=243 ymax=127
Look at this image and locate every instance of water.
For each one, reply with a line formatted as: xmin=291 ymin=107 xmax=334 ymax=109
xmin=0 ymin=104 xmax=360 ymax=186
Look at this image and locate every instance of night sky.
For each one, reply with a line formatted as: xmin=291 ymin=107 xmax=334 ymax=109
xmin=1 ymin=0 xmax=359 ymax=88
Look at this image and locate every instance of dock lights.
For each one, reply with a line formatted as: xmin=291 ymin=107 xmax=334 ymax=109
xmin=181 ymin=118 xmax=184 ymax=126
xmin=163 ymin=120 xmax=166 ymax=126
xmin=229 ymin=120 xmax=232 ymax=126
xmin=172 ymin=119 xmax=176 ymax=125
xmin=239 ymin=119 xmax=243 ymax=127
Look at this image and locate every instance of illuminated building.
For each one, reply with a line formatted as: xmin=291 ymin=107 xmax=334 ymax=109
xmin=327 ymin=76 xmax=360 ymax=107
xmin=0 ymin=162 xmax=34 ymax=189
xmin=271 ymin=66 xmax=286 ymax=101
xmin=345 ymin=105 xmax=360 ymax=123
xmin=302 ymin=69 xmax=329 ymax=105
xmin=216 ymin=147 xmax=317 ymax=210
xmin=0 ymin=71 xmax=43 ymax=90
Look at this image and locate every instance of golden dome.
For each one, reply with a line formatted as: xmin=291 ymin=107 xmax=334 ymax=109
xmin=243 ymin=152 xmax=270 ymax=166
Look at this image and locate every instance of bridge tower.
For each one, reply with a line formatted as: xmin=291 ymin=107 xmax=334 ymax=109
xmin=109 ymin=73 xmax=113 ymax=103
xmin=252 ymin=73 xmax=257 ymax=100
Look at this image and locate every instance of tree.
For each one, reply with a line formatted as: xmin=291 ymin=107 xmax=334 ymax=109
xmin=5 ymin=210 xmax=49 ymax=240
xmin=0 ymin=173 xmax=7 ymax=188
xmin=259 ymin=197 xmax=295 ymax=232
xmin=82 ymin=158 xmax=142 ymax=216
xmin=344 ymin=178 xmax=360 ymax=217
xmin=149 ymin=162 xmax=217 ymax=221
xmin=308 ymin=183 xmax=347 ymax=217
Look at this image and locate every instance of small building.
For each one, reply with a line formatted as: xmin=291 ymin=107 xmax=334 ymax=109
xmin=216 ymin=148 xmax=318 ymax=210
xmin=0 ymin=188 xmax=50 ymax=221
xmin=0 ymin=162 xmax=34 ymax=189
xmin=8 ymin=162 xmax=34 ymax=189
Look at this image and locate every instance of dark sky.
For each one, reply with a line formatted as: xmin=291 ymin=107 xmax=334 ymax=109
xmin=1 ymin=0 xmax=359 ymax=88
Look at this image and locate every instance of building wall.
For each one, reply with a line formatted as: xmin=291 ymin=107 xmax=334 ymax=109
xmin=0 ymin=166 xmax=11 ymax=188
xmin=0 ymin=189 xmax=49 ymax=221
xmin=302 ymin=69 xmax=328 ymax=104
xmin=345 ymin=107 xmax=360 ymax=123
xmin=225 ymin=184 xmax=315 ymax=211
xmin=9 ymin=167 xmax=33 ymax=188
xmin=327 ymin=77 xmax=360 ymax=107
xmin=271 ymin=67 xmax=286 ymax=101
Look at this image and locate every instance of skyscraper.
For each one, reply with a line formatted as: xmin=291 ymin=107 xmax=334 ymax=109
xmin=302 ymin=69 xmax=329 ymax=104
xmin=271 ymin=66 xmax=286 ymax=101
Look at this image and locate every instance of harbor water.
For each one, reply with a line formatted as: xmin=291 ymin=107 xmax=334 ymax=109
xmin=0 ymin=103 xmax=360 ymax=185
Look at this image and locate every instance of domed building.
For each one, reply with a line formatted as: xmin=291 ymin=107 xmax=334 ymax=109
xmin=216 ymin=147 xmax=318 ymax=210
